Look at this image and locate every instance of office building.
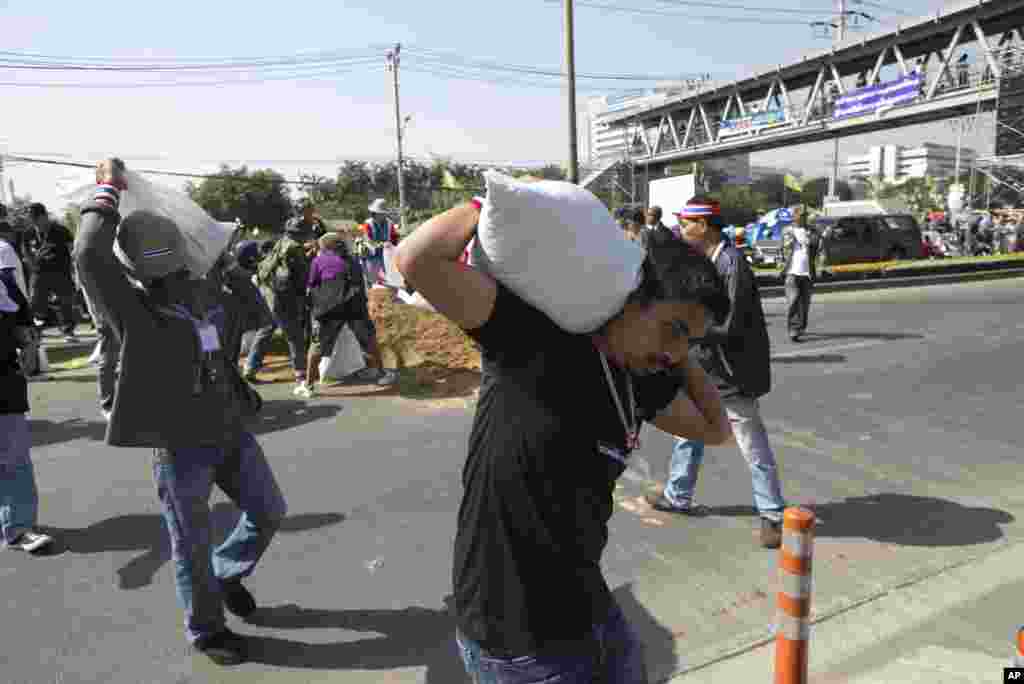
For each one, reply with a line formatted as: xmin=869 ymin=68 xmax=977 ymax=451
xmin=846 ymin=143 xmax=976 ymax=183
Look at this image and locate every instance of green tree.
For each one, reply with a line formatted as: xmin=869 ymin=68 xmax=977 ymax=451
xmin=709 ymin=185 xmax=771 ymax=226
xmin=872 ymin=176 xmax=944 ymax=220
xmin=186 ymin=165 xmax=292 ymax=232
xmin=799 ymin=177 xmax=853 ymax=208
xmin=63 ymin=205 xmax=81 ymax=236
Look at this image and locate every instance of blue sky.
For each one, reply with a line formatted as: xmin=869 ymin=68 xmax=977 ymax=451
xmin=1 ymin=0 xmax=992 ymax=208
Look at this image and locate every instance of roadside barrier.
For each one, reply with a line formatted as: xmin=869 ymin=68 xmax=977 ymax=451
xmin=774 ymin=506 xmax=816 ymax=684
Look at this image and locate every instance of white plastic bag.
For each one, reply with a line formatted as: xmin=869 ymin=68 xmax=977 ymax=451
xmin=468 ymin=171 xmax=644 ymax=333
xmin=321 ymin=324 xmax=367 ymax=380
xmin=63 ymin=170 xmax=235 ymax=279
xmin=396 ymin=288 xmax=437 ymax=312
xmin=382 ymin=244 xmax=405 ymax=289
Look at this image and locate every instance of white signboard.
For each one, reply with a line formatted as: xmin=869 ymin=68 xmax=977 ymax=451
xmin=648 ymin=174 xmax=696 ymax=228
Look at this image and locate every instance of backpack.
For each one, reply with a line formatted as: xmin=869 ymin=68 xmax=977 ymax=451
xmin=258 ymin=236 xmax=301 ymax=294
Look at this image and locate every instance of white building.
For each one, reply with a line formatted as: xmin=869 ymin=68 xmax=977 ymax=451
xmin=846 ymin=143 xmax=976 ymax=183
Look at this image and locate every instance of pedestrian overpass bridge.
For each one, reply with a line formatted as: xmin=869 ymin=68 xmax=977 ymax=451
xmin=601 ymin=0 xmax=1024 ymax=171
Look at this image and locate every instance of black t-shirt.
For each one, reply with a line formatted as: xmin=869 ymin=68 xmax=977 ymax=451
xmin=31 ymin=224 xmax=74 ymax=276
xmin=453 ymin=283 xmax=683 ymax=655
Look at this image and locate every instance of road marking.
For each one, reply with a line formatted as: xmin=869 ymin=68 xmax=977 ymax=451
xmin=772 ymin=339 xmax=890 ymax=360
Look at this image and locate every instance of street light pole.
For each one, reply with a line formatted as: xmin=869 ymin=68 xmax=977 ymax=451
xmin=564 ymin=0 xmax=580 ymax=184
xmin=387 ymin=44 xmax=407 ymax=229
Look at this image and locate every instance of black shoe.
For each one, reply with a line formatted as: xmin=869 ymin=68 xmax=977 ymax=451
xmin=220 ymin=579 xmax=257 ymax=618
xmin=789 ymin=332 xmax=802 ymax=343
xmin=644 ymin=493 xmax=710 ymax=517
xmin=193 ymin=629 xmax=248 ymax=666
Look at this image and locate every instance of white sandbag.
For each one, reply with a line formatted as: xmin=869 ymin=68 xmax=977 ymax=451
xmin=63 ymin=170 xmax=235 ymax=279
xmin=382 ymin=244 xmax=406 ymax=289
xmin=396 ymin=289 xmax=438 ymax=313
xmin=322 ymin=324 xmax=367 ymax=380
xmin=468 ymin=171 xmax=644 ymax=333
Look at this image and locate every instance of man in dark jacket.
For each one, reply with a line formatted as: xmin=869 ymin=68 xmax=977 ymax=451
xmin=643 ymin=205 xmax=678 ymax=250
xmin=75 ymin=158 xmax=286 ymax=667
xmin=26 ymin=203 xmax=78 ymax=342
xmin=647 ymin=197 xmax=786 ymax=549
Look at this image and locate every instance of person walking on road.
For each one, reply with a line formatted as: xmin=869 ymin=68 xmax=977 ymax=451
xmin=26 ymin=203 xmax=78 ymax=342
xmin=76 ymin=158 xmax=286 ymax=667
xmin=395 ymin=198 xmax=732 ymax=683
xmin=647 ymin=197 xmax=787 ymax=550
xmin=253 ymin=216 xmax=318 ymax=397
xmin=1 ymin=236 xmax=54 ymax=554
xmin=781 ymin=217 xmax=820 ymax=342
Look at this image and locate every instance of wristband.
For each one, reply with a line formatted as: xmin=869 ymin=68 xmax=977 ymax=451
xmin=470 ymin=197 xmax=484 ymax=212
xmin=94 ymin=184 xmax=121 ymax=210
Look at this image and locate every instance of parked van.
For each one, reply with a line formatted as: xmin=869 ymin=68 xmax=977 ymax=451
xmin=813 ymin=214 xmax=926 ymax=266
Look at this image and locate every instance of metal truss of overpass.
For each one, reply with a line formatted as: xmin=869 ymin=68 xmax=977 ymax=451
xmin=604 ymin=0 xmax=1024 ymax=167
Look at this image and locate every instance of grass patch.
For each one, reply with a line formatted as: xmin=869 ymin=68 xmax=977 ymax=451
xmin=825 ymin=253 xmax=1024 ymax=276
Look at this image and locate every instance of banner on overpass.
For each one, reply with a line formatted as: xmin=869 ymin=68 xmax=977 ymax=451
xmin=833 ymin=72 xmax=923 ymax=120
xmin=720 ymin=108 xmax=787 ymax=133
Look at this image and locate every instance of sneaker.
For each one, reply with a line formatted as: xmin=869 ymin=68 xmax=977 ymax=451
xmin=219 ymin=579 xmax=257 ymax=619
xmin=644 ymin=493 xmax=710 ymax=517
xmin=376 ymin=369 xmax=398 ymax=386
xmin=346 ymin=367 xmax=381 ymax=384
xmin=789 ymin=332 xmax=802 ymax=343
xmin=192 ymin=629 xmax=248 ymax=666
xmin=760 ymin=518 xmax=783 ymax=549
xmin=7 ymin=530 xmax=54 ymax=553
xmin=293 ymin=383 xmax=315 ymax=399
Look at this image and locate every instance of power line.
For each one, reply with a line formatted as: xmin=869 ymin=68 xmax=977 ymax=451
xmin=647 ymin=0 xmax=836 ymax=16
xmin=0 ymin=47 xmax=387 ymax=69
xmin=567 ymin=1 xmax=829 ymax=25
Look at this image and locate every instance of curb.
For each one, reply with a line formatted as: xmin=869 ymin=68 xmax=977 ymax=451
xmin=759 ymin=266 xmax=1024 ymax=300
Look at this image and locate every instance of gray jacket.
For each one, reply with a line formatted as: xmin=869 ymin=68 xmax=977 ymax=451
xmin=74 ymin=201 xmax=261 ymax=449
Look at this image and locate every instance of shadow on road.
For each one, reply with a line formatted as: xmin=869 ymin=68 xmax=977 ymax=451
xmin=809 ymin=494 xmax=1014 ymax=547
xmin=29 ymin=418 xmax=107 ymax=447
xmin=773 ymin=353 xmax=847 ymax=364
xmin=702 ymin=494 xmax=1014 ymax=547
xmin=236 ymin=399 xmax=343 ymax=436
xmin=235 ymin=585 xmax=674 ymax=681
xmin=39 ymin=504 xmax=345 ymax=589
xmin=799 ymin=332 xmax=925 ymax=342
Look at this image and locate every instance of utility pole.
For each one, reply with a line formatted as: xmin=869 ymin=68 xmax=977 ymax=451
xmin=386 ymin=44 xmax=406 ymax=229
xmin=564 ymin=0 xmax=579 ymax=184
xmin=837 ymin=0 xmax=848 ymax=43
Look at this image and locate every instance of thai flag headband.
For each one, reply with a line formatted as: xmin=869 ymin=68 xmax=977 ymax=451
xmin=677 ymin=204 xmax=720 ymax=218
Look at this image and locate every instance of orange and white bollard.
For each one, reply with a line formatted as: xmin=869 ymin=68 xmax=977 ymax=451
xmin=774 ymin=507 xmax=816 ymax=684
xmin=1013 ymin=626 xmax=1024 ymax=667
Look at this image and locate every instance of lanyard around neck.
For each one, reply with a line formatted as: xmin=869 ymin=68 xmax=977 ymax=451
xmin=598 ymin=349 xmax=640 ymax=451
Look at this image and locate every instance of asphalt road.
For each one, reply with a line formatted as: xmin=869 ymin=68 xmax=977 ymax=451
xmin=3 ymin=276 xmax=1023 ymax=684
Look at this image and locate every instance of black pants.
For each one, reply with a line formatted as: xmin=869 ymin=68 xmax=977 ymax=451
xmin=30 ymin=272 xmax=76 ymax=335
xmin=785 ymin=274 xmax=813 ymax=336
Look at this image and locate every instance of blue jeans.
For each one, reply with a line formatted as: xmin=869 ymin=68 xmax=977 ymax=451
xmin=456 ymin=600 xmax=647 ymax=684
xmin=0 ymin=414 xmax=38 ymax=545
xmin=154 ymin=431 xmax=287 ymax=643
xmin=664 ymin=394 xmax=785 ymax=522
xmin=248 ymin=292 xmax=306 ymax=378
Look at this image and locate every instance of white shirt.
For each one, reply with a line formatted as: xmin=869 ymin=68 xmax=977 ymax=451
xmin=0 ymin=240 xmax=28 ymax=299
xmin=787 ymin=227 xmax=811 ymax=277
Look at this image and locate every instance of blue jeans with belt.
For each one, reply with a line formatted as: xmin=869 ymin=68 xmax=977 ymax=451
xmin=153 ymin=431 xmax=287 ymax=643
xmin=0 ymin=414 xmax=38 ymax=545
xmin=456 ymin=600 xmax=647 ymax=684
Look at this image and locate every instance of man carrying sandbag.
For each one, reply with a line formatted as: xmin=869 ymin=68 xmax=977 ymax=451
xmin=647 ymin=197 xmax=787 ymax=549
xmin=395 ymin=174 xmax=733 ymax=683
xmin=75 ymin=158 xmax=287 ymax=667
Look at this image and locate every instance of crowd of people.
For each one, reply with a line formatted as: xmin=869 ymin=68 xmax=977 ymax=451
xmin=0 ymin=158 xmax=930 ymax=682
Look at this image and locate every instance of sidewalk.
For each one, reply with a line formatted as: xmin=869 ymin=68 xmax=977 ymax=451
xmin=675 ymin=540 xmax=1024 ymax=683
